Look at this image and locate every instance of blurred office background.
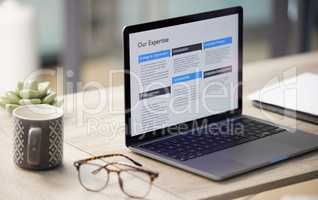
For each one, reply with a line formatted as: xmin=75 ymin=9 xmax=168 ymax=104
xmin=20 ymin=0 xmax=318 ymax=63
xmin=15 ymin=0 xmax=318 ymax=92
xmin=3 ymin=1 xmax=317 ymax=199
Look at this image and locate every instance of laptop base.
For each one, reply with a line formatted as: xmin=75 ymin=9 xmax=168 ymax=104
xmin=131 ymin=115 xmax=318 ymax=180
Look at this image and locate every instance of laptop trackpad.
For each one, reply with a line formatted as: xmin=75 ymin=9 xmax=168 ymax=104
xmin=224 ymin=133 xmax=303 ymax=166
xmin=187 ymin=153 xmax=248 ymax=178
xmin=187 ymin=134 xmax=299 ymax=178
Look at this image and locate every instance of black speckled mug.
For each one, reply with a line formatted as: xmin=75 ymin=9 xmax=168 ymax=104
xmin=12 ymin=104 xmax=63 ymax=170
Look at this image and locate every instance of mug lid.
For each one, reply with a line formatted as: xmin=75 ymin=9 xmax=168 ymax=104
xmin=13 ymin=104 xmax=63 ymax=121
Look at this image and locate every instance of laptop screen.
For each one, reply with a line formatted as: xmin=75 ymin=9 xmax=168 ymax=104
xmin=129 ymin=14 xmax=239 ymax=136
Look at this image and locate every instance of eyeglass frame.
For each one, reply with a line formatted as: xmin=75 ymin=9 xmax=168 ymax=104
xmin=73 ymin=153 xmax=159 ymax=199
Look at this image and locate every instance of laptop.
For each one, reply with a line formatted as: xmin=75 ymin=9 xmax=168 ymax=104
xmin=123 ymin=7 xmax=318 ymax=180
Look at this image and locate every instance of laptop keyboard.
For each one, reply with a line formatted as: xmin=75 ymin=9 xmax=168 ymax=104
xmin=139 ymin=117 xmax=286 ymax=161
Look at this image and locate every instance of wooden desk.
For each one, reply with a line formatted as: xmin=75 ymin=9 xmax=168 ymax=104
xmin=1 ymin=52 xmax=318 ymax=200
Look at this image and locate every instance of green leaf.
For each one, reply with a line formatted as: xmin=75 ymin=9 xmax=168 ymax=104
xmin=19 ymin=89 xmax=41 ymax=99
xmin=23 ymin=80 xmax=39 ymax=91
xmin=42 ymin=92 xmax=56 ymax=104
xmin=19 ymin=99 xmax=42 ymax=105
xmin=47 ymin=88 xmax=54 ymax=95
xmin=15 ymin=81 xmax=24 ymax=96
xmin=38 ymin=81 xmax=50 ymax=97
xmin=0 ymin=97 xmax=10 ymax=108
xmin=5 ymin=91 xmax=20 ymax=104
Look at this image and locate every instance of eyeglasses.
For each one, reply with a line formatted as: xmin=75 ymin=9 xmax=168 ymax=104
xmin=73 ymin=154 xmax=159 ymax=199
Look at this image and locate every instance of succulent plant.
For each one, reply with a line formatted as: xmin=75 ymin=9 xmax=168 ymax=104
xmin=0 ymin=80 xmax=63 ymax=113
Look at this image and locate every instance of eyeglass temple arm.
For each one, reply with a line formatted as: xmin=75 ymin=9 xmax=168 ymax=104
xmin=95 ymin=154 xmax=143 ymax=167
